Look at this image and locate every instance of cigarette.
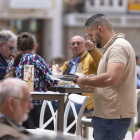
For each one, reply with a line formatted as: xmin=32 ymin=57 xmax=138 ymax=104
xmin=10 ymin=54 xmax=15 ymax=57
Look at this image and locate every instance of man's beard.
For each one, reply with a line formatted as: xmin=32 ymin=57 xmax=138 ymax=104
xmin=96 ymin=43 xmax=101 ymax=48
xmin=21 ymin=114 xmax=28 ymax=123
xmin=96 ymin=32 xmax=102 ymax=48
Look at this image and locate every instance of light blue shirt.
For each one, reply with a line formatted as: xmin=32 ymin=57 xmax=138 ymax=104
xmin=137 ymin=76 xmax=140 ymax=87
xmin=69 ymin=56 xmax=81 ymax=74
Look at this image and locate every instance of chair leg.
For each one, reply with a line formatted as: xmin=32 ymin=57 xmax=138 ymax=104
xmin=82 ymin=125 xmax=88 ymax=139
xmin=131 ymin=118 xmax=135 ymax=138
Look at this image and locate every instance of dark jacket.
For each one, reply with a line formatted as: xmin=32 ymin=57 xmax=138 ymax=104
xmin=0 ymin=53 xmax=7 ymax=80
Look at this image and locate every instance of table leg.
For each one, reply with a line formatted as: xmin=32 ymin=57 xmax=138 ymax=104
xmin=57 ymin=96 xmax=64 ymax=132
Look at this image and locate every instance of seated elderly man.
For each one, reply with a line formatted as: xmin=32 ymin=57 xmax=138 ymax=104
xmin=0 ymin=78 xmax=33 ymax=140
xmin=0 ymin=29 xmax=17 ymax=80
xmin=60 ymin=35 xmax=102 ymax=114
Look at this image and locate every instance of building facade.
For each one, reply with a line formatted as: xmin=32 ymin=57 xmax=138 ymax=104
xmin=64 ymin=0 xmax=140 ymax=59
xmin=0 ymin=0 xmax=63 ymax=63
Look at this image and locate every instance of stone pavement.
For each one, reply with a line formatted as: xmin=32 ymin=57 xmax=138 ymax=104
xmin=88 ymin=127 xmax=133 ymax=140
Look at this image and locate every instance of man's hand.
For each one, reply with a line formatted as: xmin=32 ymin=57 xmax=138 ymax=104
xmin=74 ymin=74 xmax=95 ymax=91
xmin=77 ymin=76 xmax=95 ymax=91
xmin=9 ymin=54 xmax=15 ymax=60
xmin=73 ymin=74 xmax=86 ymax=84
xmin=85 ymin=34 xmax=95 ymax=51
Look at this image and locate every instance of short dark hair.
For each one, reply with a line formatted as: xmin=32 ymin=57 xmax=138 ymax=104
xmin=84 ymin=13 xmax=113 ymax=31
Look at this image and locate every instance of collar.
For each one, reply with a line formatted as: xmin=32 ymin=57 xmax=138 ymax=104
xmin=0 ymin=114 xmax=22 ymax=128
xmin=103 ymin=33 xmax=125 ymax=53
xmin=66 ymin=51 xmax=88 ymax=66
xmin=70 ymin=56 xmax=81 ymax=64
xmin=70 ymin=51 xmax=88 ymax=61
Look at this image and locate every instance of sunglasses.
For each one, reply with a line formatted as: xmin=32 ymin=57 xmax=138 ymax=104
xmin=69 ymin=42 xmax=83 ymax=46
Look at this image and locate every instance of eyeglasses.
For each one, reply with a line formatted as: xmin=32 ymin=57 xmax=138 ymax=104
xmin=9 ymin=46 xmax=15 ymax=51
xmin=13 ymin=97 xmax=33 ymax=104
xmin=69 ymin=42 xmax=83 ymax=46
xmin=2 ymin=42 xmax=15 ymax=51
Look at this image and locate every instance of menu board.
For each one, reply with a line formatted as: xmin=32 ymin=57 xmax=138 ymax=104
xmin=24 ymin=65 xmax=34 ymax=91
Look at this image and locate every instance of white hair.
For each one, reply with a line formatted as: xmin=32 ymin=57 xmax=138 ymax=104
xmin=0 ymin=29 xmax=17 ymax=44
xmin=0 ymin=78 xmax=26 ymax=106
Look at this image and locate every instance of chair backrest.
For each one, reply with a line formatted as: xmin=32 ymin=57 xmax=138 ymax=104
xmin=136 ymin=89 xmax=140 ymax=102
xmin=63 ymin=94 xmax=89 ymax=136
xmin=39 ymin=100 xmax=57 ymax=132
xmin=39 ymin=92 xmax=68 ymax=132
xmin=129 ymin=89 xmax=140 ymax=138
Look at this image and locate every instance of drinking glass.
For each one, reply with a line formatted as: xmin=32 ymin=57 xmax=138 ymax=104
xmin=59 ymin=69 xmax=63 ymax=75
xmin=75 ymin=64 xmax=84 ymax=76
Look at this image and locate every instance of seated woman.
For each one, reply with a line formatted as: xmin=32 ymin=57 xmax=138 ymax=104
xmin=6 ymin=32 xmax=75 ymax=133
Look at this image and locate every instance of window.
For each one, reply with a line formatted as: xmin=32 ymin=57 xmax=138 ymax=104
xmin=109 ymin=0 xmax=113 ymax=6
xmin=119 ymin=0 xmax=122 ymax=6
xmin=90 ymin=0 xmax=94 ymax=5
xmin=100 ymin=0 xmax=104 ymax=5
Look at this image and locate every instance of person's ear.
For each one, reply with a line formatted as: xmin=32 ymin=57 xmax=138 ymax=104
xmin=8 ymin=97 xmax=16 ymax=112
xmin=98 ymin=26 xmax=104 ymax=35
xmin=33 ymin=44 xmax=36 ymax=51
xmin=16 ymin=45 xmax=19 ymax=51
xmin=0 ymin=42 xmax=2 ymax=48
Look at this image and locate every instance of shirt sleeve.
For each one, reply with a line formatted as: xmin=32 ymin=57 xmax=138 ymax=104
xmin=107 ymin=45 xmax=128 ymax=66
xmin=6 ymin=60 xmax=14 ymax=73
xmin=35 ymin=56 xmax=59 ymax=87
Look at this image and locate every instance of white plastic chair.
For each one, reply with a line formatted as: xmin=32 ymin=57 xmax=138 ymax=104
xmin=39 ymin=92 xmax=68 ymax=132
xmin=39 ymin=100 xmax=58 ymax=132
xmin=63 ymin=94 xmax=89 ymax=137
xmin=81 ymin=89 xmax=140 ymax=139
xmin=27 ymin=94 xmax=89 ymax=139
xmin=27 ymin=91 xmax=63 ymax=134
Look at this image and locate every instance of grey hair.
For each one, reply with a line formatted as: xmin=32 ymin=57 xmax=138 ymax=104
xmin=84 ymin=14 xmax=113 ymax=31
xmin=0 ymin=29 xmax=17 ymax=44
xmin=0 ymin=78 xmax=24 ymax=106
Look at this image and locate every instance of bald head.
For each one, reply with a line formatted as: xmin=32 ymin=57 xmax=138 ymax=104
xmin=70 ymin=36 xmax=85 ymax=42
xmin=69 ymin=35 xmax=86 ymax=59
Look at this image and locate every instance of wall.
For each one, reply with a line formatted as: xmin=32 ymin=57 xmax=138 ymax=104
xmin=114 ymin=27 xmax=140 ymax=55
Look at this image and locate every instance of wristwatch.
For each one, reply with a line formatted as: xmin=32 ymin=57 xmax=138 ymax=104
xmin=73 ymin=76 xmax=79 ymax=83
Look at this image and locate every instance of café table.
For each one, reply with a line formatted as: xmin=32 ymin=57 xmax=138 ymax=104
xmin=48 ymin=85 xmax=94 ymax=93
xmin=30 ymin=91 xmax=66 ymax=132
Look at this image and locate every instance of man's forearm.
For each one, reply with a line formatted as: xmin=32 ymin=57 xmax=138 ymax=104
xmin=78 ymin=73 xmax=115 ymax=88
